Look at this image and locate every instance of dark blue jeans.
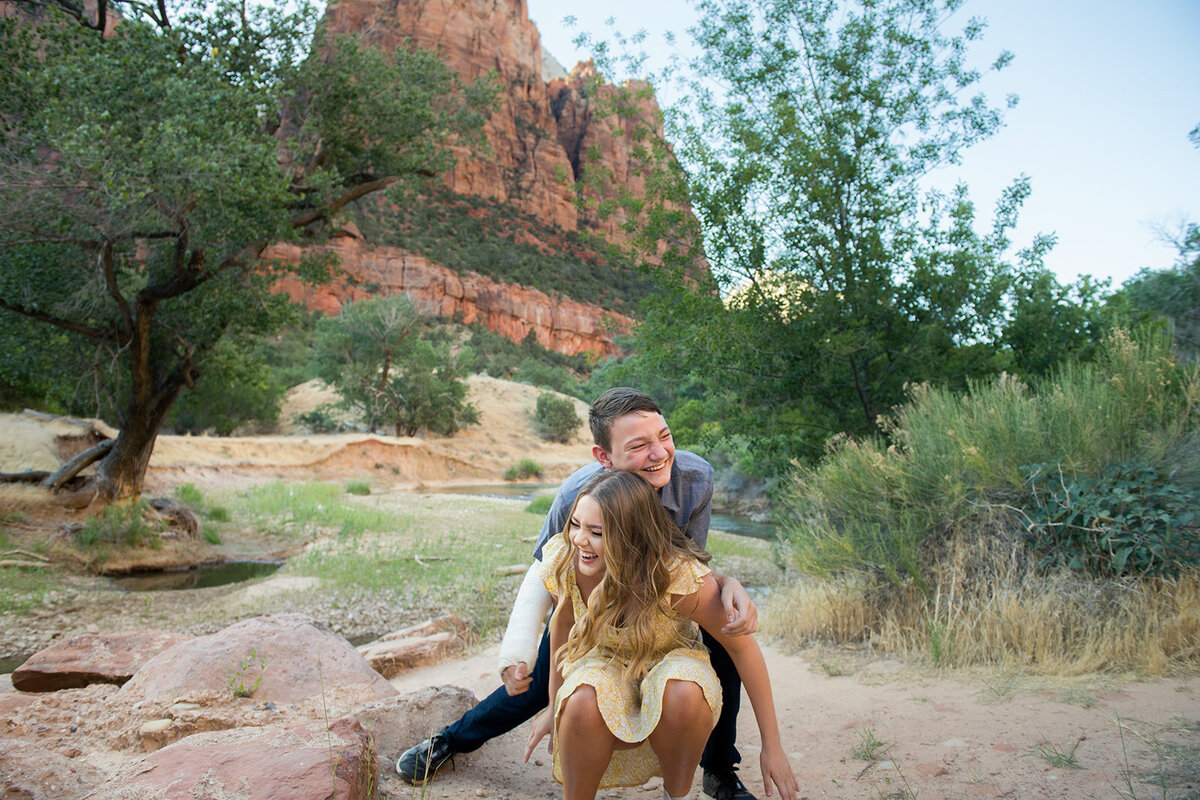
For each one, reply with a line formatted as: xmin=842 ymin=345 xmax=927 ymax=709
xmin=440 ymin=627 xmax=743 ymax=771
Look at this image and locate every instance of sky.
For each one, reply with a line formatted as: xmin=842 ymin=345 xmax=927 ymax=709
xmin=526 ymin=0 xmax=1200 ymax=290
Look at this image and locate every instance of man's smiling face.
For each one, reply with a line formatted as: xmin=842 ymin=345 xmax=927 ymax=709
xmin=594 ymin=410 xmax=675 ymax=490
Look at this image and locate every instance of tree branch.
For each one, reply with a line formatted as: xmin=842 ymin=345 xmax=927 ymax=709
xmin=0 ymin=297 xmax=109 ymax=339
xmin=42 ymin=438 xmax=114 ymax=490
xmin=99 ymin=240 xmax=133 ymax=336
xmin=290 ymin=176 xmax=397 ymax=229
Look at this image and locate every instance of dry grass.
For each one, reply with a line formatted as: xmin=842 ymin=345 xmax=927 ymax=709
xmin=766 ymin=520 xmax=1200 ymax=675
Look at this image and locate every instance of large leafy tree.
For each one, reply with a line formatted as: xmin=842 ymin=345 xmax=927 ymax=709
xmin=613 ymin=0 xmax=1046 ymax=469
xmin=312 ymin=295 xmax=479 ymax=437
xmin=0 ymin=0 xmax=490 ymax=499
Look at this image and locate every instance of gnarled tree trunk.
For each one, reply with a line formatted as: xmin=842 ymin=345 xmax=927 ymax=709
xmin=92 ymin=385 xmax=184 ymax=502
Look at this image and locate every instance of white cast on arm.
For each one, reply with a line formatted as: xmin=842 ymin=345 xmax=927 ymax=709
xmin=497 ymin=561 xmax=553 ymax=676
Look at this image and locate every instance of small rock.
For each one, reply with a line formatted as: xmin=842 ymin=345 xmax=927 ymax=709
xmin=141 ymin=719 xmax=172 ymax=734
xmin=916 ymin=762 xmax=950 ymax=777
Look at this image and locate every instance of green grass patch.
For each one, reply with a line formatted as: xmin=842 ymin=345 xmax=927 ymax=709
xmin=0 ymin=566 xmax=63 ymax=614
xmin=174 ymin=483 xmax=204 ymax=507
xmin=201 ymin=522 xmax=222 ymax=545
xmin=524 ymin=495 xmax=554 ymax=515
xmin=221 ymin=481 xmax=397 ymax=537
xmin=76 ymin=500 xmax=162 ymax=549
xmin=344 ymin=479 xmax=371 ymax=496
xmin=286 ymin=497 xmax=539 ymax=638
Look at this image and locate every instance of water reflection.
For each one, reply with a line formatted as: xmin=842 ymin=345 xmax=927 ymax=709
xmin=110 ymin=560 xmax=281 ymax=592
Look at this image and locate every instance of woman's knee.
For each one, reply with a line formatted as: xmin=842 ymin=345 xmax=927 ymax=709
xmin=661 ymin=679 xmax=713 ymax=726
xmin=559 ymin=684 xmax=605 ymax=731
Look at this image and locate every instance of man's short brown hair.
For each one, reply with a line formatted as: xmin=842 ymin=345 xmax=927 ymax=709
xmin=588 ymin=388 xmax=662 ymax=452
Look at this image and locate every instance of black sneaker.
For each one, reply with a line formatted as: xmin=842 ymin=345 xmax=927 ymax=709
xmin=395 ymin=733 xmax=455 ymax=785
xmin=701 ymin=767 xmax=759 ymax=800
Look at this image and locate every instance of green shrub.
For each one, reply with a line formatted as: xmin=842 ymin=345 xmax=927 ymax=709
xmin=344 ymin=479 xmax=371 ymax=496
xmin=780 ymin=328 xmax=1199 ymax=584
xmin=296 ymin=405 xmax=344 ymax=433
xmin=533 ymin=393 xmax=581 ymax=443
xmin=504 ymin=458 xmax=543 ymax=482
xmin=76 ymin=500 xmax=161 ymax=549
xmin=1023 ymin=461 xmax=1199 ymax=576
xmin=168 ymin=337 xmax=286 ymax=435
xmin=517 ymin=359 xmax=575 ymax=395
xmin=525 ymin=495 xmax=554 ymax=515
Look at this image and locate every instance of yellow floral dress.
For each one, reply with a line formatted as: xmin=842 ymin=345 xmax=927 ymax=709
xmin=540 ymin=535 xmax=723 ymax=788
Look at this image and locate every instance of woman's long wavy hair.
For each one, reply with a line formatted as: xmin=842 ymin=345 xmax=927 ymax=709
xmin=552 ymin=469 xmax=711 ymax=683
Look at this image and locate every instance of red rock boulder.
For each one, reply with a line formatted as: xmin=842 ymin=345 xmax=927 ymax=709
xmin=11 ymin=630 xmax=191 ymax=693
xmin=100 ymin=717 xmax=377 ymax=800
xmin=116 ymin=613 xmax=398 ymax=707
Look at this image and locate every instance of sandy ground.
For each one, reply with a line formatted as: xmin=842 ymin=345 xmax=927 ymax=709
xmin=380 ymin=644 xmax=1200 ymax=800
xmin=3 ymin=379 xmax=1199 ymax=799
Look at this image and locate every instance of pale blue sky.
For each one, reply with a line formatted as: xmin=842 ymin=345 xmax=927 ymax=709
xmin=527 ymin=0 xmax=1200 ymax=290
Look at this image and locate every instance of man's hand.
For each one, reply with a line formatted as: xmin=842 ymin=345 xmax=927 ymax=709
xmin=501 ymin=662 xmax=533 ymax=696
xmin=523 ymin=707 xmax=554 ymax=763
xmin=719 ymin=575 xmax=758 ymax=636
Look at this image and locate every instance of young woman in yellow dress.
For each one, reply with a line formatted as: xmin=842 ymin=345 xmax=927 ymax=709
xmin=523 ymin=469 xmax=798 ymax=800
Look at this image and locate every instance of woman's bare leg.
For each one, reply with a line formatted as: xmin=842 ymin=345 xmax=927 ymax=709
xmin=647 ymin=679 xmax=715 ymax=798
xmin=559 ymin=684 xmax=617 ymax=800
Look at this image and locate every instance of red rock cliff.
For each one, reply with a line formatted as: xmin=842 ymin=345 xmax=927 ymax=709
xmin=322 ymin=0 xmax=669 ymax=242
xmin=268 ymin=228 xmax=633 ymax=358
xmin=300 ymin=0 xmax=688 ymax=357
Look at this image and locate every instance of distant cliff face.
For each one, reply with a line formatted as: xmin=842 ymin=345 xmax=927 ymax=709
xmin=322 ymin=0 xmax=667 ymax=244
xmin=268 ymin=227 xmax=634 ymax=358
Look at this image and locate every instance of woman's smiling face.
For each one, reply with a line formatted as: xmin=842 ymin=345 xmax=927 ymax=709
xmin=569 ymin=494 xmax=605 ymax=578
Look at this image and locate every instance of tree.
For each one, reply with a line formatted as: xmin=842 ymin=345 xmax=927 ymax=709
xmin=533 ymin=393 xmax=581 ymax=443
xmin=605 ymin=0 xmax=1045 ymax=469
xmin=1000 ymin=269 xmax=1112 ymax=379
xmin=312 ymin=295 xmax=479 ymax=437
xmin=0 ymin=0 xmax=491 ymax=499
xmin=1120 ymin=224 xmax=1200 ymax=364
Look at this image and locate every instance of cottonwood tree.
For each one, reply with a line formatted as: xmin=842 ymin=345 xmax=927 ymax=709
xmin=312 ymin=295 xmax=479 ymax=437
xmin=0 ymin=0 xmax=491 ymax=499
xmin=597 ymin=0 xmax=1048 ymax=469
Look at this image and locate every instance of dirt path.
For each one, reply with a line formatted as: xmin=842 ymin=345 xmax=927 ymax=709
xmin=378 ymin=643 xmax=1200 ymax=800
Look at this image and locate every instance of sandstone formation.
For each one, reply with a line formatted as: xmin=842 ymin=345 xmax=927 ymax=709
xmin=269 ymin=230 xmax=634 ymax=357
xmin=305 ymin=0 xmax=685 ymax=356
xmin=322 ymin=0 xmax=668 ymax=240
xmin=10 ymin=629 xmax=191 ymax=692
xmin=116 ymin=613 xmax=398 ymax=707
xmin=0 ymin=613 xmax=481 ymax=799
xmin=357 ymin=614 xmax=470 ymax=678
xmin=353 ymin=684 xmax=478 ymax=774
xmin=100 ymin=717 xmax=377 ymax=800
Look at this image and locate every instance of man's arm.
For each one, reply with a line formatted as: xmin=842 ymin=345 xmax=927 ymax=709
xmin=497 ymin=562 xmax=553 ymax=693
xmin=679 ymin=462 xmax=757 ymax=635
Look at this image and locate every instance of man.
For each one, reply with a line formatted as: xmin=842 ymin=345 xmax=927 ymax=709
xmin=396 ymin=388 xmax=763 ymax=800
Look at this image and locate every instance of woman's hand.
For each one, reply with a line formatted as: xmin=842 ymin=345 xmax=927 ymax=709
xmin=501 ymin=662 xmax=532 ymax=696
xmin=760 ymin=744 xmax=799 ymax=799
xmin=523 ymin=707 xmax=554 ymax=763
